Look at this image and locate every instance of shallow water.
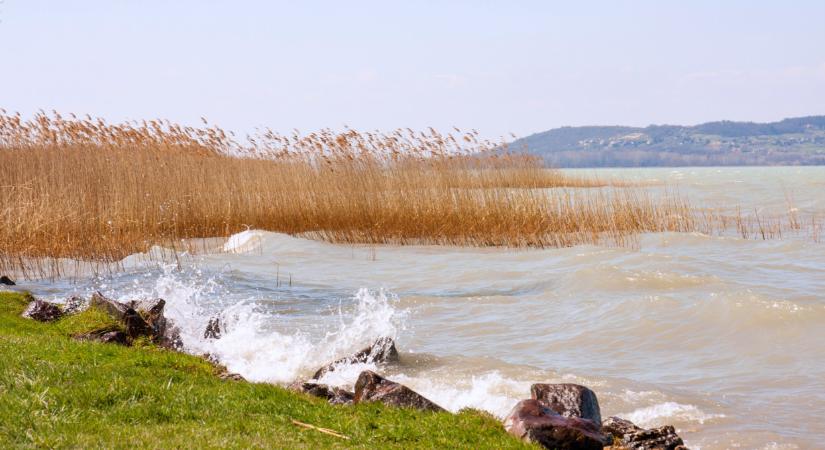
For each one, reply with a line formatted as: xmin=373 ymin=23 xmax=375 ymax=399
xmin=16 ymin=167 xmax=825 ymax=449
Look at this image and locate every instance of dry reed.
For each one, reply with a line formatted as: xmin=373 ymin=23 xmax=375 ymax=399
xmin=0 ymin=111 xmax=814 ymax=278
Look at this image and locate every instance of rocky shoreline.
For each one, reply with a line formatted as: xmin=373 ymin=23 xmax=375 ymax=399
xmin=19 ymin=290 xmax=687 ymax=450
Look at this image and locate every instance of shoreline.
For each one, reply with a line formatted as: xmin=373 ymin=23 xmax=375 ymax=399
xmin=2 ymin=289 xmax=687 ymax=449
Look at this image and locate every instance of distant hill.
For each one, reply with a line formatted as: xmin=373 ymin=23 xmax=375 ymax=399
xmin=511 ymin=116 xmax=825 ymax=167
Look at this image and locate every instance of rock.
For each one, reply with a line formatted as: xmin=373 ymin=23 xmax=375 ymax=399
xmin=601 ymin=417 xmax=686 ymax=450
xmin=289 ymin=381 xmax=355 ymax=405
xmin=353 ymin=370 xmax=444 ymax=412
xmin=90 ymin=291 xmax=129 ymax=319
xmin=504 ymin=399 xmax=605 ymax=450
xmin=0 ymin=275 xmax=15 ymax=286
xmin=531 ymin=383 xmax=602 ymax=424
xmin=204 ymin=317 xmax=221 ymax=339
xmin=623 ymin=426 xmax=685 ymax=450
xmin=602 ymin=416 xmax=641 ymax=440
xmin=132 ymin=298 xmax=170 ymax=340
xmin=219 ymin=372 xmax=246 ymax=381
xmin=123 ymin=308 xmax=153 ymax=338
xmin=312 ymin=337 xmax=399 ymax=380
xmin=63 ymin=296 xmax=86 ymax=314
xmin=74 ymin=329 xmax=130 ymax=346
xmin=23 ymin=299 xmax=64 ymax=322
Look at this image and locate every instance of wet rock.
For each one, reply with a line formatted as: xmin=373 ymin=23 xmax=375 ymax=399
xmin=23 ymin=299 xmax=64 ymax=322
xmin=90 ymin=291 xmax=129 ymax=319
xmin=504 ymin=399 xmax=605 ymax=450
xmin=289 ymin=381 xmax=354 ymax=405
xmin=353 ymin=370 xmax=444 ymax=412
xmin=123 ymin=308 xmax=153 ymax=338
xmin=602 ymin=416 xmax=641 ymax=440
xmin=602 ymin=417 xmax=686 ymax=450
xmin=623 ymin=426 xmax=685 ymax=450
xmin=204 ymin=317 xmax=221 ymax=339
xmin=74 ymin=329 xmax=130 ymax=346
xmin=531 ymin=383 xmax=602 ymax=424
xmin=312 ymin=337 xmax=400 ymax=380
xmin=131 ymin=298 xmax=174 ymax=344
xmin=0 ymin=275 xmax=15 ymax=286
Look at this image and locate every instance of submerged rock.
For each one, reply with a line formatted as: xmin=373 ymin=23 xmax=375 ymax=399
xmin=204 ymin=317 xmax=221 ymax=339
xmin=504 ymin=399 xmax=605 ymax=450
xmin=312 ymin=337 xmax=399 ymax=380
xmin=289 ymin=381 xmax=354 ymax=405
xmin=353 ymin=370 xmax=444 ymax=412
xmin=23 ymin=299 xmax=64 ymax=322
xmin=74 ymin=329 xmax=130 ymax=346
xmin=602 ymin=416 xmax=686 ymax=450
xmin=531 ymin=383 xmax=602 ymax=424
xmin=0 ymin=275 xmax=15 ymax=286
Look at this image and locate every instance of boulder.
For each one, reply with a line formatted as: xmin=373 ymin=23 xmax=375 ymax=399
xmin=90 ymin=292 xmax=129 ymax=319
xmin=531 ymin=383 xmax=602 ymax=424
xmin=23 ymin=299 xmax=64 ymax=322
xmin=123 ymin=308 xmax=153 ymax=338
xmin=504 ymin=399 xmax=605 ymax=450
xmin=602 ymin=416 xmax=641 ymax=440
xmin=0 ymin=275 xmax=15 ymax=286
xmin=131 ymin=298 xmax=175 ymax=345
xmin=602 ymin=416 xmax=686 ymax=450
xmin=289 ymin=381 xmax=354 ymax=405
xmin=204 ymin=317 xmax=221 ymax=339
xmin=74 ymin=329 xmax=130 ymax=346
xmin=312 ymin=337 xmax=399 ymax=380
xmin=353 ymin=370 xmax=444 ymax=412
xmin=88 ymin=293 xmax=180 ymax=348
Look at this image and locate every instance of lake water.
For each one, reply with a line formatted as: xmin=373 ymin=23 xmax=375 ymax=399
xmin=20 ymin=167 xmax=825 ymax=449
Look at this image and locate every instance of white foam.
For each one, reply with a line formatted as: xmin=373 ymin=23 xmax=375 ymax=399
xmin=222 ymin=230 xmax=264 ymax=253
xmin=191 ymin=287 xmax=404 ymax=384
xmin=391 ymin=371 xmax=528 ymax=417
xmin=623 ymin=402 xmax=724 ymax=428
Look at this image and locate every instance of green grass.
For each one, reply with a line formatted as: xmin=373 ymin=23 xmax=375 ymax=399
xmin=0 ymin=292 xmax=530 ymax=449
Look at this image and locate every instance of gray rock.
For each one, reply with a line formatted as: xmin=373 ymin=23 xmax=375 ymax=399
xmin=63 ymin=296 xmax=86 ymax=315
xmin=504 ymin=399 xmax=605 ymax=450
xmin=531 ymin=383 xmax=602 ymax=424
xmin=74 ymin=329 xmax=130 ymax=346
xmin=0 ymin=275 xmax=15 ymax=286
xmin=204 ymin=317 xmax=221 ymax=339
xmin=312 ymin=337 xmax=399 ymax=380
xmin=219 ymin=372 xmax=245 ymax=381
xmin=23 ymin=299 xmax=64 ymax=322
xmin=90 ymin=292 xmax=129 ymax=319
xmin=289 ymin=381 xmax=354 ymax=405
xmin=353 ymin=370 xmax=444 ymax=412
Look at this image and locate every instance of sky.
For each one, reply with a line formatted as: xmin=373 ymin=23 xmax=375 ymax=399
xmin=1 ymin=1 xmax=824 ymax=139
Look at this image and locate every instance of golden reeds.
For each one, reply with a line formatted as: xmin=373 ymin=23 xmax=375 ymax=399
xmin=0 ymin=111 xmax=815 ymax=278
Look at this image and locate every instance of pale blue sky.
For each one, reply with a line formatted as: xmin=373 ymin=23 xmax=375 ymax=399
xmin=1 ymin=1 xmax=824 ymax=138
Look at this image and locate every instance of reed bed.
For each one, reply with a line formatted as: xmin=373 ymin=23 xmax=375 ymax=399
xmin=0 ymin=111 xmax=812 ymax=278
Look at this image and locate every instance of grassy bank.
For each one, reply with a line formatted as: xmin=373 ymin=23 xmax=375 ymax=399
xmin=0 ymin=291 xmax=530 ymax=448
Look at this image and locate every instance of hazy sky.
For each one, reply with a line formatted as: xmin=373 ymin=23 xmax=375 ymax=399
xmin=1 ymin=1 xmax=824 ymax=138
